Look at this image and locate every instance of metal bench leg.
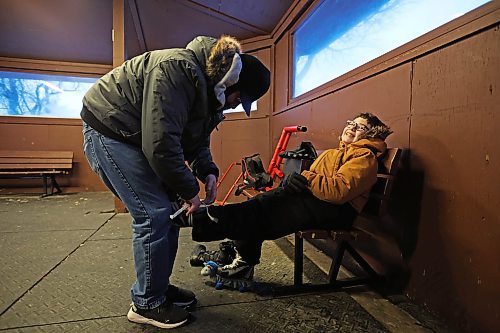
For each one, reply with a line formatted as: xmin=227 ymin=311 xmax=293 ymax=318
xmin=328 ymin=241 xmax=347 ymax=285
xmin=345 ymin=242 xmax=381 ymax=284
xmin=41 ymin=176 xmax=49 ymax=197
xmin=50 ymin=175 xmax=62 ymax=194
xmin=294 ymin=234 xmax=304 ymax=286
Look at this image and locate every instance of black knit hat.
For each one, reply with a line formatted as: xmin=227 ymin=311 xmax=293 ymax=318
xmin=238 ymin=54 xmax=270 ymax=116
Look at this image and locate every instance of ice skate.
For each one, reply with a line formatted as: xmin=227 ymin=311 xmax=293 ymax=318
xmin=200 ymin=255 xmax=254 ymax=292
xmin=189 ymin=241 xmax=236 ymax=267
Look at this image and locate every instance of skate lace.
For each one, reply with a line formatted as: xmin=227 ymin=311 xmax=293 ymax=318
xmin=200 ymin=203 xmax=219 ymax=223
xmin=222 ymin=255 xmax=247 ymax=270
xmin=174 ymin=199 xmax=219 ymax=223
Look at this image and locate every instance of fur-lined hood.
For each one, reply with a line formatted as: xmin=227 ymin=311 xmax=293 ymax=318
xmin=186 ymin=35 xmax=242 ymax=86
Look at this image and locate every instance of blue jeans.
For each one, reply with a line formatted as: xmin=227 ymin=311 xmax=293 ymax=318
xmin=82 ymin=122 xmax=179 ymax=309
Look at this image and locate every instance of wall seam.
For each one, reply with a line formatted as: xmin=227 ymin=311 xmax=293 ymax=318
xmin=408 ymin=61 xmax=414 ymax=150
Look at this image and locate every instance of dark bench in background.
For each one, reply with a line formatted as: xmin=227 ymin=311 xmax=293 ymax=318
xmin=0 ymin=150 xmax=74 ymax=197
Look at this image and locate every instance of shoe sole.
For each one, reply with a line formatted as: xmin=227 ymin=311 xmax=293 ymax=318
xmin=173 ymin=298 xmax=197 ymax=307
xmin=127 ymin=308 xmax=188 ymax=329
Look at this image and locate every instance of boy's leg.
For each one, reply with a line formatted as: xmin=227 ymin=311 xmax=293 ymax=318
xmin=192 ymin=188 xmax=345 ymax=242
xmin=192 ymin=188 xmax=356 ymax=291
xmin=233 ymin=240 xmax=263 ymax=266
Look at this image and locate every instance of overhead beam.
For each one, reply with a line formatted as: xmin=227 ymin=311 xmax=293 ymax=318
xmin=178 ymin=0 xmax=269 ymax=35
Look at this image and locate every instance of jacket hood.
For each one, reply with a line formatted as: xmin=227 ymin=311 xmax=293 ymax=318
xmin=186 ymin=36 xmax=217 ymax=73
xmin=343 ymin=138 xmax=387 ymax=158
xmin=186 ymin=35 xmax=242 ymax=86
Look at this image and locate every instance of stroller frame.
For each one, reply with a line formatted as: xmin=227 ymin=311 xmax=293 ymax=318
xmin=216 ymin=125 xmax=307 ymax=205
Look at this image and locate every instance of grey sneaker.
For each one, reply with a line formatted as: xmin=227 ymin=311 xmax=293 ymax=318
xmin=127 ymin=301 xmax=189 ymax=329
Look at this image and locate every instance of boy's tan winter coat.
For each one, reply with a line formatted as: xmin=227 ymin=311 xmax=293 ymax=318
xmin=301 ymin=138 xmax=387 ymax=212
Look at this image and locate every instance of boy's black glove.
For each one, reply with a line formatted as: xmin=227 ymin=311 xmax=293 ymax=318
xmin=281 ymin=172 xmax=309 ymax=194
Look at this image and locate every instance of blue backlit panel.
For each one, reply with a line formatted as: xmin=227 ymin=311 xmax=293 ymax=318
xmin=0 ymin=71 xmax=96 ymax=118
xmin=293 ymin=0 xmax=490 ymax=97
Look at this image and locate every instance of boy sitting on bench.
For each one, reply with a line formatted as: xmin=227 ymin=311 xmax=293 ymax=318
xmin=173 ymin=112 xmax=392 ymax=290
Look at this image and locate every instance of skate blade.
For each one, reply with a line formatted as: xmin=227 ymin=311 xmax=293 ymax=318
xmin=212 ymin=275 xmax=253 ymax=292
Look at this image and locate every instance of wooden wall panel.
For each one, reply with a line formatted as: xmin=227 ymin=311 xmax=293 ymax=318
xmin=211 ymin=118 xmax=270 ymax=203
xmin=271 ymin=102 xmax=312 ymax=156
xmin=273 ymin=33 xmax=290 ymax=113
xmin=254 ymin=48 xmax=272 ymax=117
xmin=272 ymin=63 xmax=411 ymax=152
xmin=407 ymin=26 xmax=500 ymax=333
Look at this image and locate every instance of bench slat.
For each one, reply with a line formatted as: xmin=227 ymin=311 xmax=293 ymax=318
xmin=0 ymin=170 xmax=67 ymax=175
xmin=0 ymin=158 xmax=73 ymax=164
xmin=298 ymin=228 xmax=372 ymax=241
xmin=0 ymin=163 xmax=73 ymax=170
xmin=0 ymin=150 xmax=73 ymax=159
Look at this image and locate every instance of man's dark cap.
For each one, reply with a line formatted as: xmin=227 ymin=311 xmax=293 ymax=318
xmin=238 ymin=54 xmax=270 ymax=116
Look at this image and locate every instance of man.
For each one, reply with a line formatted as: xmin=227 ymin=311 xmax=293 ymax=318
xmin=81 ymin=35 xmax=270 ymax=329
xmin=173 ymin=113 xmax=392 ymax=290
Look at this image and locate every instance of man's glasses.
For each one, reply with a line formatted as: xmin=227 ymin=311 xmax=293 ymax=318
xmin=346 ymin=120 xmax=370 ymax=133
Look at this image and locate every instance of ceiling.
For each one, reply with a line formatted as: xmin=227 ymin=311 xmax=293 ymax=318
xmin=0 ymin=0 xmax=294 ymax=65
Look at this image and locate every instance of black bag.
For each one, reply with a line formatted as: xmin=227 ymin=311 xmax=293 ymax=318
xmin=279 ymin=141 xmax=318 ymax=161
xmin=235 ymin=153 xmax=273 ymax=195
xmin=281 ymin=141 xmax=318 ymax=176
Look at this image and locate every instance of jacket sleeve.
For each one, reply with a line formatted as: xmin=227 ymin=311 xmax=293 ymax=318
xmin=301 ymin=149 xmax=378 ymax=204
xmin=141 ymin=61 xmax=199 ymax=200
xmin=188 ymin=136 xmax=220 ymax=182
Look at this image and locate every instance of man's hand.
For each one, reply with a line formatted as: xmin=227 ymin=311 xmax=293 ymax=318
xmin=281 ymin=172 xmax=309 ymax=194
xmin=204 ymin=174 xmax=218 ymax=205
xmin=186 ymin=195 xmax=202 ymax=215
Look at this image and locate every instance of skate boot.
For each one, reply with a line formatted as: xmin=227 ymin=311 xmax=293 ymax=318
xmin=170 ymin=200 xmax=219 ymax=228
xmin=189 ymin=241 xmax=236 ymax=267
xmin=201 ymin=255 xmax=254 ymax=292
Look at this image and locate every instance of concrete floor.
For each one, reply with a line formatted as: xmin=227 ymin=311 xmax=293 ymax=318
xmin=0 ymin=192 xmax=455 ymax=332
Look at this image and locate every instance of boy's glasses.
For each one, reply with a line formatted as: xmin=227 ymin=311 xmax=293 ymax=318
xmin=346 ymin=120 xmax=370 ymax=133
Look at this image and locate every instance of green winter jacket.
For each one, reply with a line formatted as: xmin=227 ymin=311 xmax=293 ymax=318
xmin=82 ymin=36 xmax=234 ymax=200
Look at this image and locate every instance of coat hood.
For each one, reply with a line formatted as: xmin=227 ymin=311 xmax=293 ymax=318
xmin=186 ymin=35 xmax=242 ymax=86
xmin=343 ymin=138 xmax=387 ymax=158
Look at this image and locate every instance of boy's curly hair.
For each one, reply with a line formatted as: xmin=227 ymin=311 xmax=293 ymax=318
xmin=355 ymin=112 xmax=393 ymax=140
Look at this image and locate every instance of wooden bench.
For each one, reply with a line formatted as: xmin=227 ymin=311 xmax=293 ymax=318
xmin=0 ymin=150 xmax=74 ymax=197
xmin=293 ymin=147 xmax=403 ymax=291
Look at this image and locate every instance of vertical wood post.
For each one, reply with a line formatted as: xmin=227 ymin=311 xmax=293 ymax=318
xmin=113 ymin=0 xmax=127 ymax=213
